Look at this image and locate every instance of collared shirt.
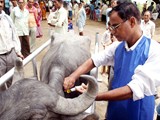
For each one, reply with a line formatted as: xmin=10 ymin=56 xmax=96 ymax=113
xmin=92 ymin=36 xmax=160 ymax=101
xmin=141 ymin=20 xmax=155 ymax=38
xmin=0 ymin=11 xmax=21 ymax=54
xmin=67 ymin=2 xmax=72 ymax=11
xmin=124 ymin=35 xmax=142 ymax=51
xmin=10 ymin=7 xmax=29 ymax=36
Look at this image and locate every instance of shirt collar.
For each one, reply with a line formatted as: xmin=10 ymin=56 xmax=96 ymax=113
xmin=124 ymin=35 xmax=143 ymax=51
xmin=142 ymin=20 xmax=151 ymax=24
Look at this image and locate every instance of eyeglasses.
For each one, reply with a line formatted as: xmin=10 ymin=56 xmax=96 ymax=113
xmin=109 ymin=20 xmax=127 ymax=31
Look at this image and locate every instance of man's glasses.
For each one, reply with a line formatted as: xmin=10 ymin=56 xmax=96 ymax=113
xmin=109 ymin=20 xmax=127 ymax=31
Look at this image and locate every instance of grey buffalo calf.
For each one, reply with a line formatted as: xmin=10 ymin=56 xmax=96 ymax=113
xmin=40 ymin=33 xmax=92 ymax=97
xmin=40 ymin=33 xmax=99 ymax=119
xmin=0 ymin=33 xmax=99 ymax=120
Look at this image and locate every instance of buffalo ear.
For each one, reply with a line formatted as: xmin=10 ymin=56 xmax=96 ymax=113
xmin=12 ymin=57 xmax=24 ymax=85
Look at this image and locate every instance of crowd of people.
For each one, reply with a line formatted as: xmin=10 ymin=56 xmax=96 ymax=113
xmin=47 ymin=0 xmax=86 ymax=35
xmin=1 ymin=0 xmax=160 ymax=120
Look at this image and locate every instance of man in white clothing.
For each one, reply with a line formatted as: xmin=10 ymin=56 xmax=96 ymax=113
xmin=68 ymin=2 xmax=72 ymax=18
xmin=63 ymin=2 xmax=160 ymax=120
xmin=47 ymin=0 xmax=68 ymax=34
xmin=0 ymin=0 xmax=23 ymax=90
xmin=101 ymin=3 xmax=107 ymax=22
xmin=141 ymin=10 xmax=155 ymax=38
xmin=73 ymin=0 xmax=78 ymax=20
xmin=10 ymin=0 xmax=30 ymax=58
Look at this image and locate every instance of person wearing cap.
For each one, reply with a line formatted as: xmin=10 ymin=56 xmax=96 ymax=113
xmin=47 ymin=0 xmax=68 ymax=34
xmin=10 ymin=0 xmax=30 ymax=58
xmin=63 ymin=2 xmax=160 ymax=120
xmin=0 ymin=0 xmax=24 ymax=90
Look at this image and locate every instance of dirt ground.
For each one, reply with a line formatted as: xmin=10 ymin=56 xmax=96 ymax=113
xmin=24 ymin=16 xmax=160 ymax=120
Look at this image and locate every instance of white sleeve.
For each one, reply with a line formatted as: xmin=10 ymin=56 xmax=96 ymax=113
xmin=128 ymin=40 xmax=160 ymax=101
xmin=151 ymin=22 xmax=155 ymax=38
xmin=91 ymin=41 xmax=120 ymax=67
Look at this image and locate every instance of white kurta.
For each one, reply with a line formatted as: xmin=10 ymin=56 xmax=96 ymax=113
xmin=47 ymin=7 xmax=68 ymax=34
xmin=141 ymin=20 xmax=155 ymax=38
xmin=0 ymin=11 xmax=21 ymax=55
xmin=10 ymin=7 xmax=29 ymax=36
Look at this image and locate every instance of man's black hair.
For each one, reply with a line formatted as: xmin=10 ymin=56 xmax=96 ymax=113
xmin=109 ymin=1 xmax=141 ymax=24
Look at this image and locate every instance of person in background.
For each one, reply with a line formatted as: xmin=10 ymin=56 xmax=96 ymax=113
xmin=26 ymin=0 xmax=38 ymax=53
xmin=142 ymin=1 xmax=147 ymax=16
xmin=10 ymin=0 xmax=30 ymax=58
xmin=68 ymin=17 xmax=74 ymax=34
xmin=76 ymin=1 xmax=86 ymax=36
xmin=0 ymin=0 xmax=24 ymax=91
xmin=106 ymin=0 xmax=118 ymax=28
xmin=63 ymin=2 xmax=160 ymax=120
xmin=39 ymin=0 xmax=47 ymax=20
xmin=34 ymin=1 xmax=43 ymax=38
xmin=147 ymin=1 xmax=154 ymax=13
xmin=101 ymin=3 xmax=107 ymax=22
xmin=47 ymin=0 xmax=68 ymax=34
xmin=73 ymin=0 xmax=78 ymax=20
xmin=134 ymin=1 xmax=137 ymax=6
xmin=68 ymin=2 xmax=72 ymax=19
xmin=100 ymin=28 xmax=111 ymax=76
xmin=156 ymin=2 xmax=160 ymax=12
xmin=10 ymin=0 xmax=18 ymax=12
xmin=4 ymin=0 xmax=10 ymax=15
xmin=48 ymin=0 xmax=53 ymax=12
xmin=141 ymin=10 xmax=155 ymax=38
xmin=101 ymin=22 xmax=117 ymax=90
xmin=89 ymin=1 xmax=95 ymax=20
xmin=94 ymin=6 xmax=101 ymax=21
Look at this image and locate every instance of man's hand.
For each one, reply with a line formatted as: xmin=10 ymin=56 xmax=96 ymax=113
xmin=17 ymin=53 xmax=24 ymax=60
xmin=63 ymin=76 xmax=76 ymax=90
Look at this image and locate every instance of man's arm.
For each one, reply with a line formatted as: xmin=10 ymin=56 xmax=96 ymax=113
xmin=96 ymin=85 xmax=133 ymax=101
xmin=63 ymin=58 xmax=95 ymax=90
xmin=151 ymin=22 xmax=155 ymax=38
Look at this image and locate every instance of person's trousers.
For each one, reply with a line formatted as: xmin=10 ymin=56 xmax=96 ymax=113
xmin=29 ymin=27 xmax=36 ymax=53
xmin=19 ymin=35 xmax=30 ymax=58
xmin=0 ymin=48 xmax=17 ymax=91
